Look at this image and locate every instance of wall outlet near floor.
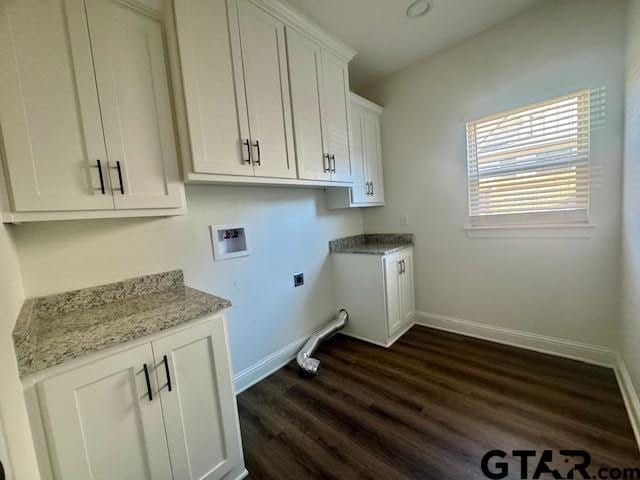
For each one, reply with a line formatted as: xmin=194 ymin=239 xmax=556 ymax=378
xmin=400 ymin=214 xmax=409 ymax=226
xmin=294 ymin=273 xmax=304 ymax=287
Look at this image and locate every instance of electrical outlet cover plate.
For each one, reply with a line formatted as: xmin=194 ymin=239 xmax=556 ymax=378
xmin=210 ymin=224 xmax=250 ymax=261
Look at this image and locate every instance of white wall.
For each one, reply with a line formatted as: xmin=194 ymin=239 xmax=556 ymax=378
xmin=0 ymin=223 xmax=40 ymax=480
xmin=360 ymin=0 xmax=626 ymax=348
xmin=13 ymin=186 xmax=363 ymax=374
xmin=622 ymin=0 xmax=640 ymax=399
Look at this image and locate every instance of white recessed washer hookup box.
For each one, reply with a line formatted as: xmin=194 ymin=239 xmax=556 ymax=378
xmin=210 ymin=224 xmax=250 ymax=261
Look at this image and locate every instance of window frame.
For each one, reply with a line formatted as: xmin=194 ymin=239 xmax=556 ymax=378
xmin=465 ymin=90 xmax=592 ymax=227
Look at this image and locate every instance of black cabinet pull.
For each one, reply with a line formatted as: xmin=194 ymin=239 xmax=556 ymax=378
xmin=330 ymin=154 xmax=336 ymax=172
xmin=96 ymin=160 xmax=105 ymax=195
xmin=163 ymin=355 xmax=172 ymax=392
xmin=241 ymin=139 xmax=252 ymax=164
xmin=370 ymin=182 xmax=374 ymax=196
xmin=115 ymin=161 xmax=125 ymax=194
xmin=143 ymin=363 xmax=153 ymax=401
xmin=252 ymin=140 xmax=261 ymax=166
xmin=323 ymin=153 xmax=330 ymax=172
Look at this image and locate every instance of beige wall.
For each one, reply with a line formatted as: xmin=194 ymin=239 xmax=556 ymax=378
xmin=0 ymin=222 xmax=40 ymax=479
xmin=622 ymin=0 xmax=640 ymax=404
xmin=360 ymin=0 xmax=627 ymax=348
xmin=13 ymin=186 xmax=363 ymax=374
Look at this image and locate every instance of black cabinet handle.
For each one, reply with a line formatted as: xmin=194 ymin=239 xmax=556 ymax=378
xmin=330 ymin=154 xmax=336 ymax=172
xmin=96 ymin=160 xmax=105 ymax=195
xmin=143 ymin=363 xmax=153 ymax=401
xmin=115 ymin=161 xmax=125 ymax=194
xmin=252 ymin=140 xmax=261 ymax=166
xmin=242 ymin=139 xmax=251 ymax=164
xmin=163 ymin=355 xmax=172 ymax=392
xmin=323 ymin=154 xmax=330 ymax=172
xmin=371 ymin=182 xmax=374 ymax=196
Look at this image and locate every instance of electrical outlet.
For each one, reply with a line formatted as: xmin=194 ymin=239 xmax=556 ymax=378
xmin=400 ymin=214 xmax=409 ymax=226
xmin=294 ymin=273 xmax=304 ymax=287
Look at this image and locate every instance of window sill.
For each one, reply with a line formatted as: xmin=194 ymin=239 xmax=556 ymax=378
xmin=464 ymin=223 xmax=596 ymax=239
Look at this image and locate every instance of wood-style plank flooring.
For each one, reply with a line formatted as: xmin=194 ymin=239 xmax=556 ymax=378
xmin=238 ymin=326 xmax=640 ymax=479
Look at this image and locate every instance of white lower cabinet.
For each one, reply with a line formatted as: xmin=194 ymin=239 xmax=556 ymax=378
xmin=34 ymin=316 xmax=246 ymax=480
xmin=332 ymin=247 xmax=415 ymax=347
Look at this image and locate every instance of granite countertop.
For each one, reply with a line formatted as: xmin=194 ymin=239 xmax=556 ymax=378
xmin=329 ymin=233 xmax=414 ymax=255
xmin=13 ymin=270 xmax=231 ymax=377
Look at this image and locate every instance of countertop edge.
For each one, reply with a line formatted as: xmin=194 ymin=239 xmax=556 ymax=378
xmin=15 ymin=283 xmax=232 ymax=379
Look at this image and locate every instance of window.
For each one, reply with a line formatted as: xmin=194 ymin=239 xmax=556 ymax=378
xmin=466 ymin=91 xmax=590 ymax=225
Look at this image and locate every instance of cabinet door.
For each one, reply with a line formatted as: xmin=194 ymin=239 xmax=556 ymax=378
xmin=384 ymin=253 xmax=403 ymax=336
xmin=363 ymin=113 xmax=385 ymax=204
xmin=174 ymin=0 xmax=253 ymax=176
xmin=86 ymin=0 xmax=183 ymax=210
xmin=0 ymin=0 xmax=113 ymax=212
xmin=152 ymin=319 xmax=243 ymax=480
xmin=286 ymin=27 xmax=330 ymax=181
xmin=320 ymin=50 xmax=352 ymax=182
xmin=237 ymin=0 xmax=295 ymax=179
xmin=399 ymin=250 xmax=415 ymax=324
xmin=39 ymin=344 xmax=172 ymax=480
xmin=349 ymin=108 xmax=368 ymax=204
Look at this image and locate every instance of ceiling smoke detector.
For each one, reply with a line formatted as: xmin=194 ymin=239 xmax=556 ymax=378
xmin=406 ymin=0 xmax=431 ymax=19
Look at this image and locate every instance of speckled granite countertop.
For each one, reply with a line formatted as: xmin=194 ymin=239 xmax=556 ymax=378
xmin=13 ymin=270 xmax=231 ymax=377
xmin=329 ymin=233 xmax=414 ymax=255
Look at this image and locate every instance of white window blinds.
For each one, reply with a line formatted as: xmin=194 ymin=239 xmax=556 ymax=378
xmin=466 ymin=91 xmax=590 ymax=225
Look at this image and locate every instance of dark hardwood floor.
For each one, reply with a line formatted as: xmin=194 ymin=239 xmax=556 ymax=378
xmin=237 ymin=326 xmax=640 ymax=480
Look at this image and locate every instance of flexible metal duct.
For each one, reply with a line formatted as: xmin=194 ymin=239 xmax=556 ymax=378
xmin=297 ymin=309 xmax=348 ymax=377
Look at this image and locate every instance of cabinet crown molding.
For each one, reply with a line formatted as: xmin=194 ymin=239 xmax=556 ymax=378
xmin=250 ymin=0 xmax=356 ymax=62
xmin=350 ymin=92 xmax=383 ymax=115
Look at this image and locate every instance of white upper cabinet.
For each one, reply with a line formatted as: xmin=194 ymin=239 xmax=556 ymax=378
xmin=0 ymin=0 xmax=185 ymax=222
xmin=0 ymin=0 xmax=112 ymax=213
xmin=362 ymin=109 xmax=385 ymax=203
xmin=286 ymin=26 xmax=354 ymax=183
xmin=320 ymin=49 xmax=353 ymax=182
xmin=286 ymin=27 xmax=330 ymax=182
xmin=235 ymin=0 xmax=295 ymax=179
xmin=172 ymin=0 xmax=356 ymax=186
xmin=173 ymin=0 xmax=253 ymax=177
xmin=326 ymin=93 xmax=385 ymax=208
xmin=349 ymin=107 xmax=367 ymax=203
xmin=85 ymin=0 xmax=183 ymax=210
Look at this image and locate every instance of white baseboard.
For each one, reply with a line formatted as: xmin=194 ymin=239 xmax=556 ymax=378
xmin=233 ymin=329 xmax=318 ymax=394
xmin=615 ymin=356 xmax=640 ymax=449
xmin=415 ymin=311 xmax=618 ymax=368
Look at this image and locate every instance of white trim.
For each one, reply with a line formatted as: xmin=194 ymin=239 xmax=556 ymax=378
xmin=615 ymin=356 xmax=640 ymax=449
xmin=465 ymin=223 xmax=596 ymax=239
xmin=415 ymin=311 xmax=617 ymax=368
xmin=350 ymin=93 xmax=383 ymax=116
xmin=249 ymin=0 xmax=356 ymax=62
xmin=233 ymin=327 xmax=323 ymax=394
xmin=185 ymin=172 xmax=353 ymax=188
xmin=340 ymin=320 xmax=415 ymax=348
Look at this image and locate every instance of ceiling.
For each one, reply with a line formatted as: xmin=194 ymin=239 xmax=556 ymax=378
xmin=285 ymin=0 xmax=545 ymax=89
